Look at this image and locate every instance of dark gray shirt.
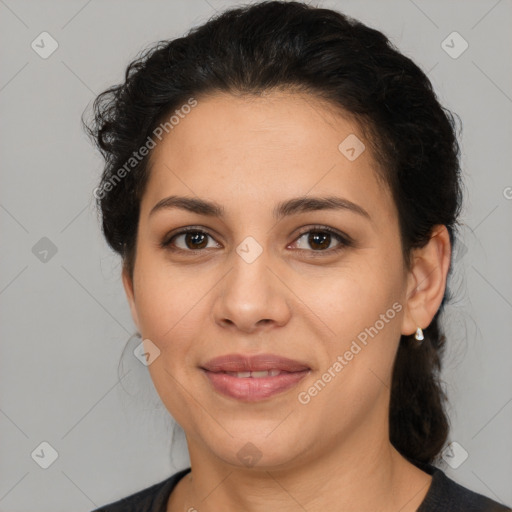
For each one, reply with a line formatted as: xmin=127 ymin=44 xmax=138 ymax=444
xmin=91 ymin=462 xmax=511 ymax=511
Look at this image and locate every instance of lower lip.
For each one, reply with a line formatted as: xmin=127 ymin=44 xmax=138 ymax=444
xmin=202 ymin=370 xmax=309 ymax=402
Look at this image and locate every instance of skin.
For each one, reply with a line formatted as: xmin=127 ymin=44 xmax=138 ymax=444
xmin=122 ymin=90 xmax=451 ymax=512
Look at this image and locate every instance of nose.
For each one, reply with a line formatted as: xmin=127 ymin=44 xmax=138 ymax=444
xmin=211 ymin=244 xmax=292 ymax=334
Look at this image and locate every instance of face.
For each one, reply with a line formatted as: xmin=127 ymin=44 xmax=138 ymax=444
xmin=124 ymin=91 xmax=413 ymax=469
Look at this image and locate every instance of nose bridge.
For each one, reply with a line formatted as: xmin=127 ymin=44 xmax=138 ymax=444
xmin=235 ymin=234 xmax=266 ymax=267
xmin=229 ymin=234 xmax=272 ymax=297
xmin=212 ymin=232 xmax=290 ymax=331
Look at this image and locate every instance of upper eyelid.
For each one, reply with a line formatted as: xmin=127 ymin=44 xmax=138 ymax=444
xmin=162 ymin=226 xmax=221 ymax=247
xmin=163 ymin=225 xmax=352 ymax=250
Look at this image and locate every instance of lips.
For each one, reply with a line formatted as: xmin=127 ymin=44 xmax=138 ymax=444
xmin=200 ymin=353 xmax=310 ymax=402
xmin=201 ymin=353 xmax=311 ymax=373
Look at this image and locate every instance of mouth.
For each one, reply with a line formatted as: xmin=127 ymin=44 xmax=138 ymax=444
xmin=221 ymin=369 xmax=286 ymax=378
xmin=200 ymin=353 xmax=311 ymax=402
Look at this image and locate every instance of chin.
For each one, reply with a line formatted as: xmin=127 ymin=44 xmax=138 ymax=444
xmin=202 ymin=426 xmax=308 ymax=471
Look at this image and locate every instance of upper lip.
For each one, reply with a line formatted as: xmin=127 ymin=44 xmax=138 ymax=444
xmin=201 ymin=353 xmax=311 ymax=373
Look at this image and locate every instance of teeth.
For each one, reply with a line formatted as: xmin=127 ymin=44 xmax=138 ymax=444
xmin=232 ymin=371 xmax=251 ymax=378
xmin=226 ymin=370 xmax=282 ymax=378
xmin=251 ymin=370 xmax=272 ymax=378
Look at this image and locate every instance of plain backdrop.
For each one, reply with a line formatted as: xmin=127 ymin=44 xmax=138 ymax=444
xmin=0 ymin=0 xmax=511 ymax=510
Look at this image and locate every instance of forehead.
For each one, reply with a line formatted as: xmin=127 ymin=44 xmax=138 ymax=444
xmin=149 ymin=90 xmax=361 ymax=165
xmin=142 ymin=91 xmax=394 ymax=222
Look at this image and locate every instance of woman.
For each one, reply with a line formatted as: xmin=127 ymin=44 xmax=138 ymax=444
xmin=84 ymin=1 xmax=511 ymax=511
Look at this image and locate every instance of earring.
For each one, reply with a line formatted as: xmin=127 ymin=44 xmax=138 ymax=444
xmin=414 ymin=327 xmax=424 ymax=342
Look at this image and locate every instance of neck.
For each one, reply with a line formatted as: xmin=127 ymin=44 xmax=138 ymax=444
xmin=168 ymin=414 xmax=432 ymax=512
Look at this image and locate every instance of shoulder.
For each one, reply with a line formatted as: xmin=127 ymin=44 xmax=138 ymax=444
xmin=414 ymin=461 xmax=511 ymax=512
xmin=90 ymin=467 xmax=192 ymax=512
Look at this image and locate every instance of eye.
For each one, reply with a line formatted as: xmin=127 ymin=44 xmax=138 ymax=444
xmin=161 ymin=225 xmax=353 ymax=256
xmin=161 ymin=227 xmax=220 ymax=253
xmin=290 ymin=226 xmax=353 ymax=255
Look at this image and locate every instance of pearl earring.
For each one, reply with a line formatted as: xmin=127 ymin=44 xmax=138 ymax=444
xmin=415 ymin=327 xmax=424 ymax=342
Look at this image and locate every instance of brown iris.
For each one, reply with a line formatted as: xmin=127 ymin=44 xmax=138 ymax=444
xmin=184 ymin=232 xmax=209 ymax=250
xmin=307 ymin=231 xmax=331 ymax=250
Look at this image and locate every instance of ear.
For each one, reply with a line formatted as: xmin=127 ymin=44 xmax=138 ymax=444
xmin=401 ymin=225 xmax=452 ymax=336
xmin=122 ymin=266 xmax=141 ymax=333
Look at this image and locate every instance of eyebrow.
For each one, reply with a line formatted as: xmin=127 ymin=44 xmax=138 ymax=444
xmin=149 ymin=195 xmax=371 ymax=221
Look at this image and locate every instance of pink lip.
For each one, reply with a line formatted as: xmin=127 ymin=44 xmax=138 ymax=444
xmin=201 ymin=353 xmax=311 ymax=373
xmin=200 ymin=353 xmax=310 ymax=402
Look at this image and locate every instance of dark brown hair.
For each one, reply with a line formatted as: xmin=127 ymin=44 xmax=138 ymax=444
xmin=84 ymin=0 xmax=462 ymax=465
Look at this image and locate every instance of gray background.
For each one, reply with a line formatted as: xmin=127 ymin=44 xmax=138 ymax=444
xmin=1 ymin=0 xmax=511 ymax=510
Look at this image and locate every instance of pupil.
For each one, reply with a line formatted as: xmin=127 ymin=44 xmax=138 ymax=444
xmin=309 ymin=232 xmax=330 ymax=250
xmin=186 ymin=232 xmax=207 ymax=249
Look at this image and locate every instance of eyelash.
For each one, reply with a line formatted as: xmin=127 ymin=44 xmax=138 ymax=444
xmin=160 ymin=225 xmax=354 ymax=257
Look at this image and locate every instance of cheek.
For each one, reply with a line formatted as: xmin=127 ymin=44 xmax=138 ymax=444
xmin=295 ymin=273 xmax=403 ymax=427
xmin=132 ymin=253 xmax=205 ymax=343
xmin=132 ymin=265 xmax=209 ymax=423
xmin=300 ymin=257 xmax=403 ymax=333
xmin=306 ymin=256 xmax=404 ymax=386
